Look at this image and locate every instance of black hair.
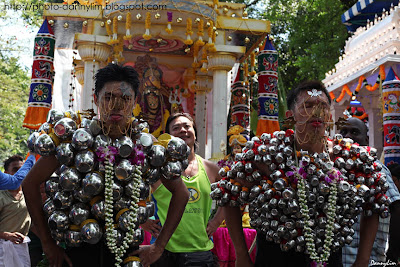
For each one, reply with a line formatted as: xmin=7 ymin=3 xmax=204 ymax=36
xmin=165 ymin=112 xmax=199 ymax=151
xmin=94 ymin=63 xmax=140 ymax=98
xmin=388 ymin=163 xmax=400 ymax=179
xmin=287 ymin=80 xmax=331 ymax=110
xmin=4 ymin=155 xmax=23 ymax=172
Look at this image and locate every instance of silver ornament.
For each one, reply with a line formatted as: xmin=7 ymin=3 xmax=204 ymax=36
xmin=54 ymin=118 xmax=77 ymax=140
xmin=59 ymin=167 xmax=81 ymax=191
xmin=72 ymin=128 xmax=94 ymax=150
xmin=82 ymin=172 xmax=104 ymax=196
xmin=75 ymin=150 xmax=95 ymax=173
xmin=69 ymin=203 xmax=90 ymax=225
xmin=80 ymin=220 xmax=103 ymax=244
xmin=56 ymin=143 xmax=75 ymax=166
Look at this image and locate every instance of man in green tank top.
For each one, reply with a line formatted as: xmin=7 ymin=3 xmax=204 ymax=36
xmin=146 ymin=112 xmax=224 ymax=266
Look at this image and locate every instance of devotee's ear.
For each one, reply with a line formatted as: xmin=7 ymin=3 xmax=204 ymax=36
xmin=285 ymin=110 xmax=293 ymax=118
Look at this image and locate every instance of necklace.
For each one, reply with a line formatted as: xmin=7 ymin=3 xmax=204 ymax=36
xmin=185 ymin=158 xmax=196 ymax=179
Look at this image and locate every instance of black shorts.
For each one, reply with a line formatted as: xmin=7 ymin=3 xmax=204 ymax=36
xmin=255 ymin=234 xmax=343 ymax=267
xmin=151 ymin=250 xmax=216 ymax=267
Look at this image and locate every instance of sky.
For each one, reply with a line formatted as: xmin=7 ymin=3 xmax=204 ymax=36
xmin=0 ymin=10 xmax=38 ymax=70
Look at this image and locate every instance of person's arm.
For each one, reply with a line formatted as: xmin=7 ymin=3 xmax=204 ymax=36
xmin=225 ymin=205 xmax=253 ymax=267
xmin=387 ymin=200 xmax=400 ymax=262
xmin=352 ymin=213 xmax=378 ymax=267
xmin=22 ymin=156 xmax=72 ymax=267
xmin=203 ymin=159 xmax=225 ymax=237
xmin=0 ymin=154 xmax=36 ymax=190
xmin=207 ymin=207 xmax=224 ymax=237
xmin=133 ymin=177 xmax=189 ymax=266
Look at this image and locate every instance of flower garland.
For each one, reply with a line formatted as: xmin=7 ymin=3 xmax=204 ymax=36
xmin=143 ymin=12 xmax=152 ymax=40
xmin=297 ymin=168 xmax=338 ymax=266
xmin=101 ymin=146 xmax=142 ymax=266
xmin=165 ymin=12 xmax=173 ymax=34
xmin=184 ymin=18 xmax=193 ymax=45
xmin=124 ymin=13 xmax=132 ymax=40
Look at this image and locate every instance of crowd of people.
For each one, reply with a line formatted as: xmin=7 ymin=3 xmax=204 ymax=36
xmin=1 ymin=63 xmax=399 ymax=267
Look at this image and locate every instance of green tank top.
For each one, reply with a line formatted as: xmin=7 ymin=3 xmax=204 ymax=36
xmin=152 ymin=154 xmax=213 ymax=252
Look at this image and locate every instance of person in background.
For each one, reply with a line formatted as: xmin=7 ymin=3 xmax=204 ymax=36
xmin=340 ymin=117 xmax=400 ymax=266
xmin=0 ymin=155 xmax=32 ymax=266
xmin=386 ymin=163 xmax=400 ymax=265
xmin=0 ymin=152 xmax=36 ymax=190
xmin=149 ymin=112 xmax=224 ymax=267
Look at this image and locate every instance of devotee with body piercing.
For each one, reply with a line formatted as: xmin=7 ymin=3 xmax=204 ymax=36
xmin=22 ymin=64 xmax=189 ymax=267
xmin=219 ymin=81 xmax=385 ymax=267
xmin=149 ymin=112 xmax=224 ymax=266
xmin=340 ymin=117 xmax=400 ymax=266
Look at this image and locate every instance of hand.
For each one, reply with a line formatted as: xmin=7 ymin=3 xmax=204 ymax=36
xmin=140 ymin=219 xmax=162 ymax=238
xmin=130 ymin=243 xmax=164 ymax=267
xmin=42 ymin=239 xmax=72 ymax=267
xmin=206 ymin=219 xmax=219 ymax=238
xmin=3 ymin=232 xmax=25 ymax=244
xmin=29 ymin=151 xmax=37 ymax=158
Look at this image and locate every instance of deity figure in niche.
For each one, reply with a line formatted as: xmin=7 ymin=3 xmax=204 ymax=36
xmin=133 ymin=55 xmax=171 ymax=137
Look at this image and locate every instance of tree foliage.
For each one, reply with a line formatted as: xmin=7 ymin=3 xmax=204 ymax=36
xmin=242 ymin=0 xmax=358 ymax=91
xmin=0 ymin=52 xmax=31 ymax=166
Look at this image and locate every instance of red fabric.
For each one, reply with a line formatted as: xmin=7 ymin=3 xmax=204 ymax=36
xmin=141 ymin=230 xmax=152 ymax=245
xmin=211 ymin=227 xmax=257 ymax=267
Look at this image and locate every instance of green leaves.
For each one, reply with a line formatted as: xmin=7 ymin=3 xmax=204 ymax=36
xmin=0 ymin=53 xmax=30 ymax=165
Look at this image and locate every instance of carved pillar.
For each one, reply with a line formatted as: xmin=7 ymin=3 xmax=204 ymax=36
xmin=208 ymin=52 xmax=237 ymax=161
xmin=359 ymin=94 xmax=383 ymax=157
xmin=195 ymin=74 xmax=212 ymax=158
xmin=77 ymin=41 xmax=111 ymax=110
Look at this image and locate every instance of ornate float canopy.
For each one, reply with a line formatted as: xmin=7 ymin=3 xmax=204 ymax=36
xmin=42 ymin=0 xmax=270 ymax=160
xmin=323 ymin=2 xmax=400 ymax=159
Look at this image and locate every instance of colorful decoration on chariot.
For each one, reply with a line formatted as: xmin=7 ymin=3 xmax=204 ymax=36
xmin=200 ymin=47 xmax=208 ymax=73
xmin=256 ymin=37 xmax=280 ymax=136
xmin=169 ymin=86 xmax=183 ymax=114
xmin=329 ymin=65 xmax=386 ymax=103
xmin=143 ymin=12 xmax=152 ymax=40
xmin=124 ymin=13 xmax=132 ymax=40
xmin=383 ymin=67 xmax=400 ymax=166
xmin=217 ymin=125 xmax=247 ymax=169
xmin=343 ymin=106 xmax=368 ymax=122
xmin=230 ymin=66 xmax=250 ymax=139
xmin=23 ymin=19 xmax=55 ymax=130
xmin=206 ymin=20 xmax=216 ymax=52
xmin=210 ymin=130 xmax=390 ymax=265
xmin=165 ymin=12 xmax=173 ymax=34
xmin=27 ymin=110 xmax=190 ymax=266
xmin=196 ymin=19 xmax=205 ymax=47
xmin=132 ymin=55 xmax=172 ymax=138
xmin=185 ymin=18 xmax=193 ymax=45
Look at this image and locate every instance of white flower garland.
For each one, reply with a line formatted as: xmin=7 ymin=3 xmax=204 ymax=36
xmin=104 ymin=154 xmax=142 ymax=267
xmin=297 ymin=171 xmax=338 ymax=265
